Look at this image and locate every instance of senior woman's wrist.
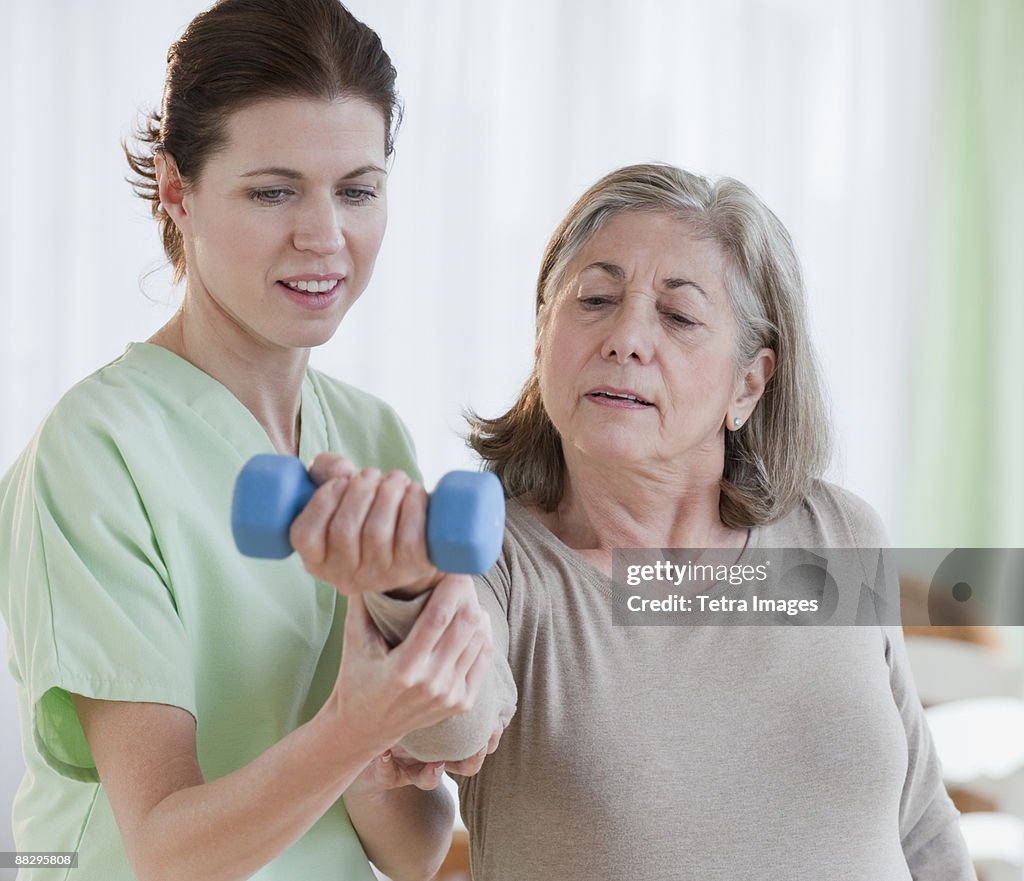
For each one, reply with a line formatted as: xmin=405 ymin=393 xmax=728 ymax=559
xmin=364 ymin=585 xmax=435 ymax=648
xmin=385 ymin=569 xmax=443 ymax=600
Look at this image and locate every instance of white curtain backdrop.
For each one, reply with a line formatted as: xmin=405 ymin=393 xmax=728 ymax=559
xmin=0 ymin=0 xmax=939 ymax=868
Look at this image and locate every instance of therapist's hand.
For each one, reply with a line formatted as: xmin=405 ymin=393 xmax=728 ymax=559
xmin=438 ymin=720 xmax=505 ymax=776
xmin=290 ymin=453 xmax=440 ymax=596
xmin=357 ymin=717 xmax=505 ymax=794
xmin=329 ymin=580 xmax=493 ymax=753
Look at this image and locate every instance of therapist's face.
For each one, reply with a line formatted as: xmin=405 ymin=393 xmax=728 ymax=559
xmin=162 ymin=95 xmax=388 ymax=352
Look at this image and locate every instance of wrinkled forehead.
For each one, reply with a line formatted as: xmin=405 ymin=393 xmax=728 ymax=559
xmin=545 ymin=210 xmax=731 ymax=306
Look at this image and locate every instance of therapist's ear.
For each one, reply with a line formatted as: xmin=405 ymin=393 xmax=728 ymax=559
xmin=155 ymin=152 xmax=191 ymax=231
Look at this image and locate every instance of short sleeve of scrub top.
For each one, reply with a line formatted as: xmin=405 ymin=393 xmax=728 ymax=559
xmin=0 ymin=343 xmax=420 ymax=880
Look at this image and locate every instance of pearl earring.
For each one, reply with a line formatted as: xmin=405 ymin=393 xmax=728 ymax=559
xmin=733 ymin=417 xmax=743 ymax=427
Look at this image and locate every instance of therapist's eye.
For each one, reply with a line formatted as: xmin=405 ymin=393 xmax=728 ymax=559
xmin=249 ymin=187 xmax=294 ymax=205
xmin=339 ymin=187 xmax=379 ymax=205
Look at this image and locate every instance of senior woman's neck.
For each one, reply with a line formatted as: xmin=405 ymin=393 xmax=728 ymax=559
xmin=537 ymin=460 xmax=748 ymax=554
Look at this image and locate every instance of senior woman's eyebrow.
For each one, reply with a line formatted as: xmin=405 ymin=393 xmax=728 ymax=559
xmin=664 ymin=277 xmax=711 ymax=299
xmin=580 ymin=263 xmax=711 ymax=300
xmin=580 ymin=262 xmax=627 ymax=280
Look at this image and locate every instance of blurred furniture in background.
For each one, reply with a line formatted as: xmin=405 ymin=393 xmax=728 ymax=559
xmin=905 ymin=636 xmax=1024 ymax=705
xmin=435 ymin=828 xmax=471 ymax=881
xmin=433 ymin=774 xmax=471 ymax=881
xmin=959 ymin=812 xmax=1024 ymax=881
xmin=902 ymin=611 xmax=1024 ymax=881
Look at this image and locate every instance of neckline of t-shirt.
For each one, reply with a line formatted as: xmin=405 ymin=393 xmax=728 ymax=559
xmin=120 ymin=342 xmax=325 ymax=461
xmin=505 ymin=497 xmax=765 ymax=598
xmin=122 ymin=342 xmax=232 ymax=391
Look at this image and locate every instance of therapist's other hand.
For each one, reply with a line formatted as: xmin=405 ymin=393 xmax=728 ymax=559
xmin=441 ymin=720 xmax=505 ymax=776
xmin=290 ymin=453 xmax=440 ymax=596
xmin=331 ymin=578 xmax=493 ymax=751
xmin=359 ymin=717 xmax=505 ymax=794
xmin=353 ymin=749 xmax=448 ymax=793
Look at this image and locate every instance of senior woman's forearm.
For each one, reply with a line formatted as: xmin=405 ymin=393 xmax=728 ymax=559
xmin=344 ymin=778 xmax=455 ymax=881
xmin=902 ymin=810 xmax=976 ymax=879
xmin=364 ymin=589 xmax=517 ymax=762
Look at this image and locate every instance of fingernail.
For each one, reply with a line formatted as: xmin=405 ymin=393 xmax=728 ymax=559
xmin=381 ymin=751 xmax=392 ymax=764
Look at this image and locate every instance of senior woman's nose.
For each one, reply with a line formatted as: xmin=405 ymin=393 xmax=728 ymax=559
xmin=600 ymin=300 xmax=656 ymax=365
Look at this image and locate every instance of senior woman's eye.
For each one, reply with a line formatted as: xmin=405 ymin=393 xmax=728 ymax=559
xmin=664 ymin=311 xmax=697 ymax=327
xmin=578 ymin=294 xmax=615 ymax=307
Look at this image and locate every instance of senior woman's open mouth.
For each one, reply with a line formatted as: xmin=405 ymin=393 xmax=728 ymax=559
xmin=586 ymin=387 xmax=655 ymax=408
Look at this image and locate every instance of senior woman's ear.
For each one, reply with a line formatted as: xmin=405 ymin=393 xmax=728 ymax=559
xmin=726 ymin=348 xmax=777 ymax=429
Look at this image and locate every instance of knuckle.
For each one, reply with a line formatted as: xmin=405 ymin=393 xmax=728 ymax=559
xmin=327 ymin=510 xmax=357 ymax=543
xmin=383 ymin=469 xmax=411 ymax=488
xmin=475 ymin=608 xmax=489 ymax=631
xmin=464 ymin=608 xmax=487 ymax=639
xmin=288 ymin=526 xmax=309 ymax=554
xmin=357 ymin=466 xmax=381 ymax=484
xmin=408 ymin=484 xmax=428 ymax=508
xmin=291 ymin=536 xmax=320 ymax=568
xmin=311 ymin=452 xmax=333 ymax=472
xmin=334 ymin=454 xmax=356 ymax=474
xmin=393 ymin=670 xmax=418 ymax=692
xmin=414 ymin=679 xmax=444 ymax=705
xmin=424 ymin=603 xmax=453 ymax=632
xmin=391 ymin=524 xmax=423 ymax=561
xmin=362 ymin=522 xmax=392 ymax=554
xmin=453 ymin=603 xmax=475 ymax=628
xmin=433 ymin=576 xmax=458 ymax=599
xmin=480 ymin=624 xmax=494 ymax=649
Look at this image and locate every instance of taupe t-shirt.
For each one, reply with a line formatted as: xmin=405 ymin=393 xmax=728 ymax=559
xmin=368 ymin=481 xmax=973 ymax=881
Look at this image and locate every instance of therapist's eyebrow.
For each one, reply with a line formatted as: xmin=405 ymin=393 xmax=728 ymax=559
xmin=239 ymin=163 xmax=387 ymax=180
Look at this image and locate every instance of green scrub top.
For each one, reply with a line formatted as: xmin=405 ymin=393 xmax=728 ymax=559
xmin=0 ymin=343 xmax=421 ymax=880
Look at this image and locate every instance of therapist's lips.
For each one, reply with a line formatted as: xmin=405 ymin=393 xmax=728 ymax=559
xmin=277 ymin=274 xmax=345 ymax=310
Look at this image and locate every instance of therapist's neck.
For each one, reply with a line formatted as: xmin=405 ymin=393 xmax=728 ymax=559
xmin=148 ymin=293 xmax=308 ymax=457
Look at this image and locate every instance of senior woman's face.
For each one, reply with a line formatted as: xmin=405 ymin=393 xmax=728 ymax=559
xmin=538 ymin=211 xmax=748 ymax=474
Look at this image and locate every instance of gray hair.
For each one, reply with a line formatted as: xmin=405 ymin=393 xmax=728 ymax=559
xmin=469 ymin=163 xmax=831 ymax=527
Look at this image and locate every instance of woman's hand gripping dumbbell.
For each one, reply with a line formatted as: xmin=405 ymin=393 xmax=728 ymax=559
xmin=232 ymin=453 xmax=505 ymax=593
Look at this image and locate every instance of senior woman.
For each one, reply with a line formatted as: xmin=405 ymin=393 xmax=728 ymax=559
xmin=315 ymin=163 xmax=974 ymax=880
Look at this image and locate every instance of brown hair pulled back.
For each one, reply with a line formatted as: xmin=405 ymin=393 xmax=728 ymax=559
xmin=125 ymin=0 xmax=402 ymax=284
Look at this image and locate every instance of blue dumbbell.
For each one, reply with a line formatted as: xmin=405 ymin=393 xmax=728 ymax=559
xmin=231 ymin=454 xmax=505 ymax=574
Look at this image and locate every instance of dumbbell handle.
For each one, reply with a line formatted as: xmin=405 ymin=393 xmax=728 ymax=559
xmin=231 ymin=454 xmax=504 ymax=575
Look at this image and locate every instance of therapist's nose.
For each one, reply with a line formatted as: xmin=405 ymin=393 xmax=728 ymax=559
xmin=293 ymin=194 xmax=345 ymax=256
